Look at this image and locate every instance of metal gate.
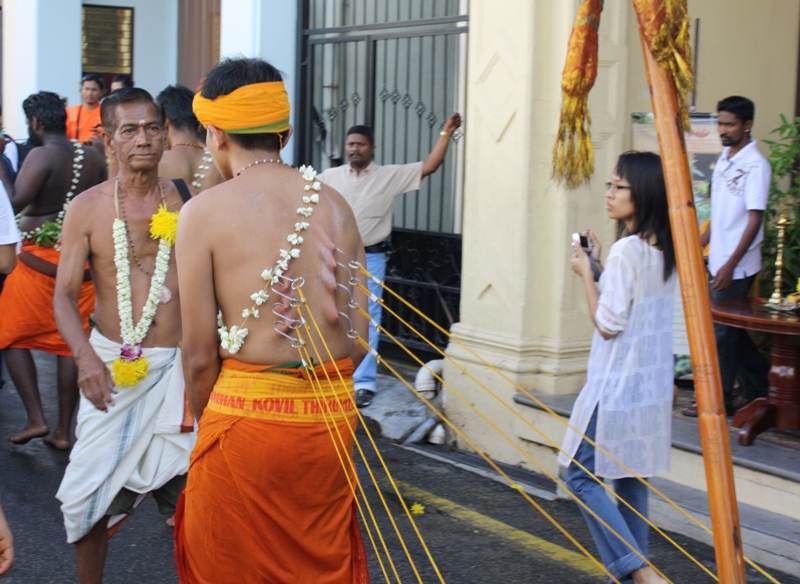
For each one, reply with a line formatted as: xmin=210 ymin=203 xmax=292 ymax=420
xmin=297 ymin=0 xmax=468 ymax=355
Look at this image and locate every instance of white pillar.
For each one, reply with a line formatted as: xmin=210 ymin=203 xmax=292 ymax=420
xmin=442 ymin=0 xmax=631 ymax=473
xmin=2 ymin=0 xmax=82 ymax=139
xmin=220 ymin=0 xmax=298 ymax=164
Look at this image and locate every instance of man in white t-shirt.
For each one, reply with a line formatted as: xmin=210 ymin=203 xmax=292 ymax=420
xmin=319 ymin=114 xmax=461 ymax=407
xmin=0 ymin=182 xmax=19 ymax=274
xmin=703 ymin=96 xmax=770 ymax=414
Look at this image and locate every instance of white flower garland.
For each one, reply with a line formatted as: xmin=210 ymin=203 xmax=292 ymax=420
xmin=191 ymin=147 xmax=214 ymax=189
xmin=19 ymin=139 xmax=84 ymax=247
xmin=218 ymin=164 xmax=321 ymax=354
xmin=113 ymin=218 xmax=172 ymax=347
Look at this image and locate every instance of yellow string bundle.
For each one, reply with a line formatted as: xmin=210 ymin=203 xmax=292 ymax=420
xmin=552 ymin=0 xmax=605 ymax=189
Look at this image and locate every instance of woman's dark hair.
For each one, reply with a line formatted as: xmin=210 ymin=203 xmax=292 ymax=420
xmin=200 ymin=57 xmax=288 ymax=152
xmin=156 ymin=85 xmax=200 ymax=132
xmin=22 ymin=91 xmax=67 ymax=134
xmin=615 ymin=151 xmax=676 ymax=281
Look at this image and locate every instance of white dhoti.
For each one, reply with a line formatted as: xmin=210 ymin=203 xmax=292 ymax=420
xmin=57 ymin=330 xmax=196 ymax=543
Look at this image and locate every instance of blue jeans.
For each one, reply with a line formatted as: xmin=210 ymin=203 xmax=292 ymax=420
xmin=566 ymin=410 xmax=649 ymax=582
xmin=354 ymin=252 xmax=386 ymax=392
xmin=710 ymin=274 xmax=769 ymax=402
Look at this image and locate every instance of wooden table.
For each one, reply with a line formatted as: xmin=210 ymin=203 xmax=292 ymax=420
xmin=710 ymin=298 xmax=800 ymax=446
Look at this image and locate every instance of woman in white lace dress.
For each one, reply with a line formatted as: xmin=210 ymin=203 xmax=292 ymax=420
xmin=559 ymin=152 xmax=677 ymax=584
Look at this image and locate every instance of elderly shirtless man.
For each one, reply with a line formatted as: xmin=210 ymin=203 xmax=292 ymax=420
xmin=174 ymin=57 xmax=369 ymax=583
xmin=54 ymin=87 xmax=195 ymax=584
xmin=0 ymin=91 xmax=106 ymax=448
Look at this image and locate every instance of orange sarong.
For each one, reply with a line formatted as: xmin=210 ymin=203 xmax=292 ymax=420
xmin=174 ymin=358 xmax=370 ymax=584
xmin=0 ymin=243 xmax=95 ymax=355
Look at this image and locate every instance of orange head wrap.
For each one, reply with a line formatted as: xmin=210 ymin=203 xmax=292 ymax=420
xmin=192 ymin=81 xmax=290 ymax=134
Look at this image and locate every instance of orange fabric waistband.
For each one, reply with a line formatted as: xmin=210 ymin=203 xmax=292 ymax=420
xmin=207 ymin=358 xmax=356 ymax=423
xmin=20 ymin=240 xmax=61 ymax=261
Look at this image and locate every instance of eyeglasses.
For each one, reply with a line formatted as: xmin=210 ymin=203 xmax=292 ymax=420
xmin=605 ymin=182 xmax=631 ymax=193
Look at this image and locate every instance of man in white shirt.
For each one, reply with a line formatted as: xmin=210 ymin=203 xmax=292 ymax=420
xmin=319 ymin=113 xmax=461 ymax=407
xmin=703 ymin=96 xmax=770 ymax=414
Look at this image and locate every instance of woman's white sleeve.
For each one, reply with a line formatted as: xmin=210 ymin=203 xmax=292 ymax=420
xmin=595 ymin=246 xmax=636 ymax=336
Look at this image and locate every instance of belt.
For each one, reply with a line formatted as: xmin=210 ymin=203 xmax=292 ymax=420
xmin=364 ymin=238 xmax=391 ymax=254
xmin=19 ymin=251 xmax=92 ymax=282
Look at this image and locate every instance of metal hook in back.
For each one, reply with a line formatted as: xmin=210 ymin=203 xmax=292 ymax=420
xmin=270 ymin=278 xmax=303 ymax=307
xmin=336 ymin=282 xmax=360 ymax=309
xmin=272 ymin=302 xmax=304 ymax=330
xmin=273 ymin=320 xmax=305 ymax=348
xmin=337 ymin=311 xmax=360 ymax=339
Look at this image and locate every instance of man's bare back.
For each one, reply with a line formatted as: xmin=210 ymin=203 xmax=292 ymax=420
xmin=179 ymin=164 xmax=367 ymax=366
xmin=12 ymin=138 xmax=106 ymax=232
xmin=159 ymin=145 xmax=222 ymax=192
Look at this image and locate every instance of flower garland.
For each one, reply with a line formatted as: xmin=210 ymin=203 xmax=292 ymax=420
xmin=111 ymin=180 xmax=178 ymax=386
xmin=218 ymin=164 xmax=321 ymax=354
xmin=19 ymin=140 xmax=84 ymax=248
xmin=192 ymin=147 xmax=214 ymax=189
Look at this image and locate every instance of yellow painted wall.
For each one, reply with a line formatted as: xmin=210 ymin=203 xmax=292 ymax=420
xmin=626 ymin=0 xmax=800 ymax=145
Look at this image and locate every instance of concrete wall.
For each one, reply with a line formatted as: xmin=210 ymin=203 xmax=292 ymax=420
xmin=220 ymin=0 xmax=298 ymax=164
xmin=38 ymin=0 xmax=82 ymax=106
xmin=88 ymin=0 xmax=179 ymax=98
xmin=626 ymin=0 xmax=800 ymax=147
xmin=2 ymin=0 xmax=179 ymax=138
xmin=444 ymin=0 xmax=800 ymax=498
xmin=2 ymin=0 xmax=82 ymax=138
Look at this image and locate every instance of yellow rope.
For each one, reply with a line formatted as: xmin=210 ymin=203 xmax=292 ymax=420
xmin=354 ymin=263 xmax=783 ymax=584
xmin=361 ymin=314 xmax=673 ymax=583
xmin=290 ymin=336 xmax=395 ymax=584
xmin=294 ymin=292 xmax=445 ymax=584
xmin=364 ymin=335 xmax=622 ymax=583
xmin=292 ymin=327 xmax=416 ymax=584
xmin=365 ymin=288 xmax=718 ymax=580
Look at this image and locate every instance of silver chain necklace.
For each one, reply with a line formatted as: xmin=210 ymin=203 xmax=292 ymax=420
xmin=236 ymin=158 xmax=291 ymax=177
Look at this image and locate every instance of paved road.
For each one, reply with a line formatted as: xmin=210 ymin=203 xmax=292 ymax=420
xmin=1 ymin=351 xmax=797 ymax=583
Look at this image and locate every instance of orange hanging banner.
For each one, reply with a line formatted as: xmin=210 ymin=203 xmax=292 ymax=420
xmin=551 ymin=0 xmax=605 ymax=188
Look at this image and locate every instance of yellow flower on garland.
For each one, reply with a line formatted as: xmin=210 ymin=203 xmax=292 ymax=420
xmin=149 ymin=204 xmax=179 ymax=246
xmin=112 ymin=356 xmax=149 ymax=387
xmin=796 ymin=277 xmax=800 ymax=295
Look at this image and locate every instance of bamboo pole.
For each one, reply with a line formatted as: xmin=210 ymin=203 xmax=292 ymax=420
xmin=638 ymin=28 xmax=746 ymax=583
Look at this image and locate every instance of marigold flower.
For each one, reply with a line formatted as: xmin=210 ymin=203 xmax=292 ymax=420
xmin=149 ymin=204 xmax=179 ymax=246
xmin=112 ymin=355 xmax=149 ymax=387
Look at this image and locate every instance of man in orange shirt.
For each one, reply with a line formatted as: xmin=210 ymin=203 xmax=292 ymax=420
xmin=66 ymin=74 xmax=104 ymax=147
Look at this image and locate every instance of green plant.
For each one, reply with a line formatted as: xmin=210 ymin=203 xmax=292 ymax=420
xmin=29 ymin=220 xmax=62 ymax=248
xmin=760 ymin=115 xmax=800 ymax=298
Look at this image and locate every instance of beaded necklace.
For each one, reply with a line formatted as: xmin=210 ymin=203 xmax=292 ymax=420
xmin=236 ymin=158 xmax=291 ymax=177
xmin=116 ymin=179 xmax=167 ymax=275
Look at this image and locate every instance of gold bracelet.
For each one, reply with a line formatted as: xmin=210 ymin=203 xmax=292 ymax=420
xmin=439 ymin=131 xmax=450 ymax=138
